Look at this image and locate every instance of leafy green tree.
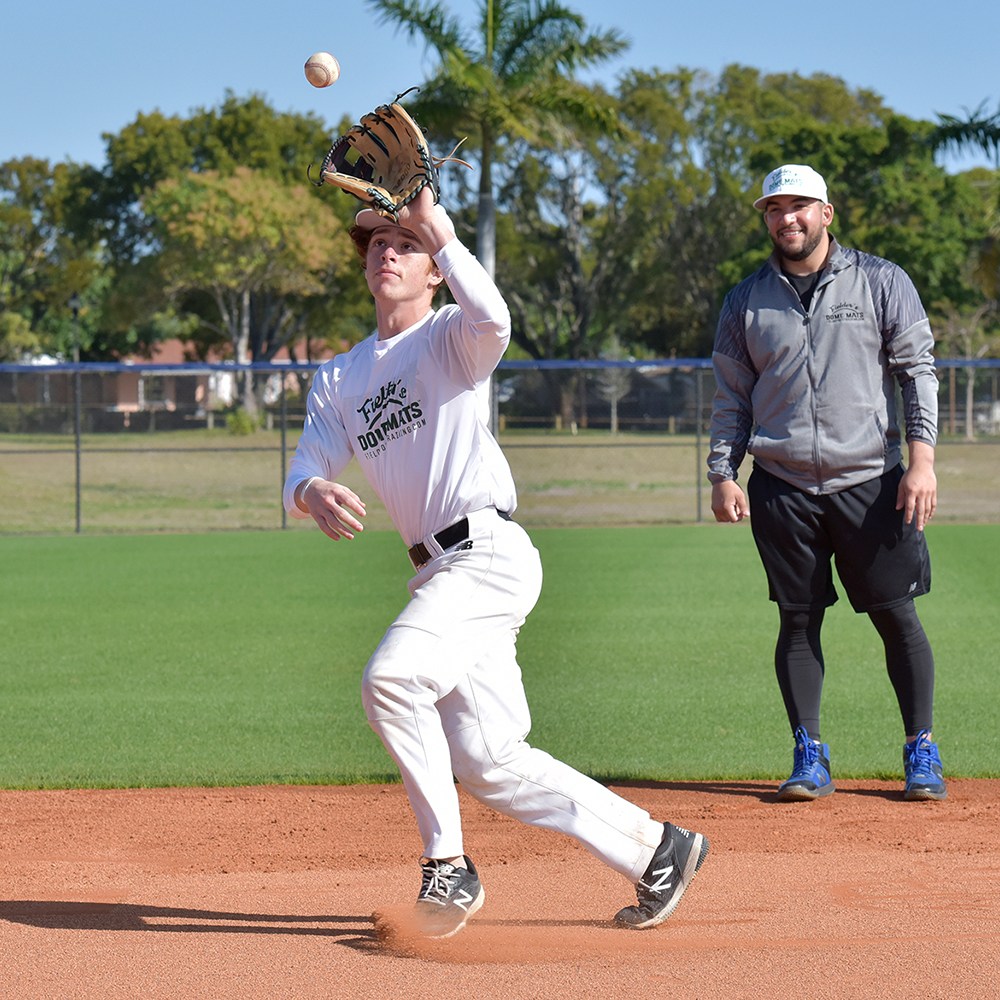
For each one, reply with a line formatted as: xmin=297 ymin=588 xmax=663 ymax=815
xmin=74 ymin=92 xmax=334 ymax=264
xmin=701 ymin=67 xmax=987 ymax=309
xmin=367 ymin=0 xmax=628 ymax=276
xmin=493 ymin=66 xmax=761 ymax=367
xmin=144 ymin=167 xmax=352 ymax=412
xmin=588 ymin=68 xmax=758 ymax=358
xmin=493 ymin=147 xmax=607 ymax=423
xmin=62 ymin=96 xmax=372 ymax=363
xmin=0 ymin=311 xmax=41 ymax=361
xmin=0 ymin=157 xmax=102 ymax=359
xmin=498 ymin=150 xmax=603 ymax=360
xmin=515 ymin=65 xmax=989 ymax=366
xmin=601 ymin=66 xmax=985 ymax=352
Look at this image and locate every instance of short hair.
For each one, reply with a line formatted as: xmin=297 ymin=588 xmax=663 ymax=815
xmin=348 ymin=225 xmax=371 ymax=265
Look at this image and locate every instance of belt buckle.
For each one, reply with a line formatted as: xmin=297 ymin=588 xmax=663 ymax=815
xmin=409 ymin=540 xmax=432 ymax=570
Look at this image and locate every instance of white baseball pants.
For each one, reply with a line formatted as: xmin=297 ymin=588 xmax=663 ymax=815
xmin=361 ymin=507 xmax=663 ymax=882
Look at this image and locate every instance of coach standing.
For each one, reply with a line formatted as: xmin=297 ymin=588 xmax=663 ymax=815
xmin=707 ymin=164 xmax=946 ymax=803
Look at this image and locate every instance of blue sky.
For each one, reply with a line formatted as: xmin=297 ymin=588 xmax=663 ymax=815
xmin=2 ymin=0 xmax=997 ymax=174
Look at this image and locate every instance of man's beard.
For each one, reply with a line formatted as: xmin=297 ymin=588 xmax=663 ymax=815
xmin=772 ymin=227 xmax=824 ymax=262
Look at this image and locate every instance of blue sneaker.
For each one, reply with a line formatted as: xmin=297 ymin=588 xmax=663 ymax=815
xmin=903 ymin=730 xmax=947 ymax=801
xmin=776 ymin=727 xmax=835 ymax=801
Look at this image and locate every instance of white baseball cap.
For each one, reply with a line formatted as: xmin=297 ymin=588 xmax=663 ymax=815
xmin=354 ymin=202 xmax=455 ymax=235
xmin=753 ymin=164 xmax=829 ymax=209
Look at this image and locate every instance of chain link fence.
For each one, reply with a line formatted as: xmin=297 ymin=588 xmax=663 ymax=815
xmin=2 ymin=360 xmax=998 ymax=535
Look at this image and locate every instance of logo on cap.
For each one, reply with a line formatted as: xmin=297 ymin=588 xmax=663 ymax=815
xmin=753 ymin=164 xmax=828 ymax=209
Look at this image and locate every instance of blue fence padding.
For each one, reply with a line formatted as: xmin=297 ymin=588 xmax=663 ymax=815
xmin=2 ymin=357 xmax=997 ymax=375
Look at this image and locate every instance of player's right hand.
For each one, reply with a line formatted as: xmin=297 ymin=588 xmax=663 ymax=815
xmin=301 ymin=479 xmax=367 ymax=541
xmin=711 ymin=480 xmax=749 ymax=523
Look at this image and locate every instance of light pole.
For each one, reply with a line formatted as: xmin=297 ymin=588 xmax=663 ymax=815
xmin=69 ymin=292 xmax=82 ymax=533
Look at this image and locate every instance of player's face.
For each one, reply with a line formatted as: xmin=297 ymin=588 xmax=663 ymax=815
xmin=365 ymin=226 xmax=441 ymax=301
xmin=762 ymin=195 xmax=834 ymax=265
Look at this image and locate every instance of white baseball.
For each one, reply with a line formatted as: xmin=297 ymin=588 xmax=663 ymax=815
xmin=304 ymin=52 xmax=340 ymax=88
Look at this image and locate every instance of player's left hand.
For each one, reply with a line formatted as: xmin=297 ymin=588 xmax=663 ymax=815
xmin=394 ymin=186 xmax=454 ymax=256
xmin=897 ymin=441 xmax=937 ymax=531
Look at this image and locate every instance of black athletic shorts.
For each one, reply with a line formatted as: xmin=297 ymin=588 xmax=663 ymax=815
xmin=746 ymin=463 xmax=932 ymax=613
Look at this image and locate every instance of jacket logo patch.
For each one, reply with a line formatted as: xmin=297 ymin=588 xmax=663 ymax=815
xmin=826 ymin=301 xmax=865 ymax=322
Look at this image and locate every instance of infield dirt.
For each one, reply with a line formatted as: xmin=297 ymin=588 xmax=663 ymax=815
xmin=1 ymin=779 xmax=996 ymax=999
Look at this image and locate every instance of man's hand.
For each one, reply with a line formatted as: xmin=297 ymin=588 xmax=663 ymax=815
xmin=299 ymin=478 xmax=367 ymax=541
xmin=897 ymin=440 xmax=937 ymax=531
xmin=712 ymin=480 xmax=750 ymax=522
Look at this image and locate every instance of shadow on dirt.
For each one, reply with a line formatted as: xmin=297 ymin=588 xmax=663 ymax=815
xmin=0 ymin=901 xmax=380 ymax=949
xmin=608 ymin=779 xmax=908 ymax=802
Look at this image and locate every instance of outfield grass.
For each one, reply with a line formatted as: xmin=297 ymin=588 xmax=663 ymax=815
xmin=2 ymin=429 xmax=998 ymax=534
xmin=1 ymin=524 xmax=997 ymax=789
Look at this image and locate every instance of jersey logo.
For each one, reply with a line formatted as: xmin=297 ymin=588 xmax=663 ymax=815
xmin=358 ymin=378 xmax=408 ymax=430
xmin=355 ymin=377 xmax=425 ymax=455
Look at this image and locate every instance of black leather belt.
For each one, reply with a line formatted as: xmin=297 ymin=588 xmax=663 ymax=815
xmin=407 ymin=509 xmax=511 ymax=570
xmin=408 ymin=517 xmax=468 ymax=569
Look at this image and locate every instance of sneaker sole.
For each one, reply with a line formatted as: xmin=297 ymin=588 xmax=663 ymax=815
xmin=776 ymin=781 xmax=835 ymax=802
xmin=615 ymin=833 xmax=709 ymax=930
xmin=420 ymin=884 xmax=486 ymax=939
xmin=904 ymin=787 xmax=947 ymax=801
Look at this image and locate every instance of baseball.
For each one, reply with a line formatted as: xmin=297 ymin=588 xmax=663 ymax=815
xmin=304 ymin=52 xmax=340 ymax=88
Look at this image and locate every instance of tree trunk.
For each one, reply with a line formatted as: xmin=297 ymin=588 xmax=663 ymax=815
xmin=476 ymin=129 xmax=496 ymax=278
xmin=477 ymin=192 xmax=496 ymax=279
xmin=965 ymin=366 xmax=976 ymax=440
xmin=236 ymin=288 xmax=257 ymax=417
xmin=560 ymin=380 xmax=576 ymax=430
xmin=948 ymin=366 xmax=956 ymax=435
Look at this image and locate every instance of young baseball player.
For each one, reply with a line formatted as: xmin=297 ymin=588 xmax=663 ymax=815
xmin=708 ymin=164 xmax=946 ymax=803
xmin=283 ymin=186 xmax=708 ymax=937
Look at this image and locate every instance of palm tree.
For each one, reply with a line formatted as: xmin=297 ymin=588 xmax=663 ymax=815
xmin=367 ymin=0 xmax=628 ymax=276
xmin=934 ymin=102 xmax=1000 ymax=296
xmin=933 ymin=102 xmax=1000 ymax=430
xmin=933 ymin=101 xmax=1000 ymax=169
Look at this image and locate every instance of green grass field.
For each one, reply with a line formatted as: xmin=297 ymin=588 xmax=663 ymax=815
xmin=1 ymin=523 xmax=997 ymax=790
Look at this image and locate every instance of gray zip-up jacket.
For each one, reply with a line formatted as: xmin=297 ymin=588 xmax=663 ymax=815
xmin=708 ymin=238 xmax=938 ymax=495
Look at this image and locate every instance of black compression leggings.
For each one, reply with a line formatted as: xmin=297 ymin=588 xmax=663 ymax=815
xmin=869 ymin=601 xmax=935 ymax=737
xmin=774 ymin=608 xmax=825 ymax=741
xmin=774 ymin=600 xmax=934 ymax=742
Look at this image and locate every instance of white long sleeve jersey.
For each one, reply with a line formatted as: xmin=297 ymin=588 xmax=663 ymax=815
xmin=282 ymin=237 xmax=517 ymax=547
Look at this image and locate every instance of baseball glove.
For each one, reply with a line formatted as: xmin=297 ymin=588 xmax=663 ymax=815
xmin=310 ymin=94 xmax=469 ymax=222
